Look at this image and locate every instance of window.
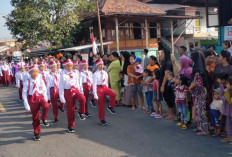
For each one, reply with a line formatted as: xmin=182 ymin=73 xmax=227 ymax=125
xmin=133 ymin=23 xmax=142 ymax=39
xmin=149 ymin=23 xmax=157 ymax=38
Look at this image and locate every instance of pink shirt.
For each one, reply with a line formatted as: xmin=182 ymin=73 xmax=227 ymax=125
xmin=153 ymin=79 xmax=158 ymax=91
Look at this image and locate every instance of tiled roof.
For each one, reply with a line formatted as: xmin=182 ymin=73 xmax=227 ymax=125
xmin=101 ymin=0 xmax=166 ymax=16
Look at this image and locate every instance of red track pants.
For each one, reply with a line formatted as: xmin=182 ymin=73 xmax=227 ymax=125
xmin=83 ymin=83 xmax=94 ymax=113
xmin=97 ymin=86 xmax=116 ymax=121
xmin=28 ymin=95 xmax=50 ymax=135
xmin=2 ymin=71 xmax=10 ymax=85
xmin=18 ymin=81 xmax=23 ymax=100
xmin=64 ymin=89 xmax=86 ymax=128
xmin=50 ymin=88 xmax=60 ymax=119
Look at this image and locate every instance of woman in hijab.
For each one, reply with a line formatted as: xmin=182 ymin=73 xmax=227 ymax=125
xmin=120 ymin=51 xmax=134 ymax=106
xmin=189 ymin=49 xmax=209 ymax=136
xmin=108 ymin=52 xmax=123 ymax=105
xmin=179 ymin=56 xmax=192 ymax=80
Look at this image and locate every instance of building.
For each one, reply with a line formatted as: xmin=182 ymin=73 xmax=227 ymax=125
xmin=78 ymin=0 xmax=200 ymax=59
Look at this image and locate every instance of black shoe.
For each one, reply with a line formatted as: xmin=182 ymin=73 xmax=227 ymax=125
xmin=78 ymin=112 xmax=86 ymax=120
xmin=58 ymin=106 xmax=65 ymax=112
xmin=33 ymin=134 xmax=41 ymax=141
xmin=67 ymin=128 xmax=75 ymax=133
xmin=100 ymin=120 xmax=108 ymax=126
xmin=54 ymin=118 xmax=59 ymax=123
xmin=85 ymin=112 xmax=91 ymax=118
xmin=42 ymin=120 xmax=49 ymax=126
xmin=90 ymin=100 xmax=97 ymax=108
xmin=107 ymin=106 xmax=116 ymax=114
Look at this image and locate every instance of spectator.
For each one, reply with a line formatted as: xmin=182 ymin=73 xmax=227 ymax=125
xmin=223 ymin=40 xmax=232 ymax=56
xmin=108 ymin=52 xmax=123 ymax=105
xmin=189 ymin=50 xmax=209 ymax=136
xmin=143 ymin=49 xmax=149 ymax=70
xmin=127 ymin=55 xmax=145 ymax=111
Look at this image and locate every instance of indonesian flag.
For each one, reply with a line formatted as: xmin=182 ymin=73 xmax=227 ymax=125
xmin=92 ymin=35 xmax=98 ymax=55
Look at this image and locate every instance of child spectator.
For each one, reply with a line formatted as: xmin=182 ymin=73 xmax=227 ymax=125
xmin=175 ymin=75 xmax=189 ymax=130
xmin=146 ymin=56 xmax=160 ymax=73
xmin=119 ymin=72 xmax=125 ymax=94
xmin=151 ymin=69 xmax=163 ymax=118
xmin=217 ymin=72 xmax=231 ymax=142
xmin=141 ymin=69 xmax=153 ymax=114
xmin=134 ymin=58 xmax=144 ymax=76
xmin=165 ymin=72 xmax=176 ymax=120
xmin=210 ymin=88 xmax=223 ymax=136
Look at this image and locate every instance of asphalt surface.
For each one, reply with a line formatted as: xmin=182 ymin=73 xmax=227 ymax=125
xmin=0 ymin=86 xmax=232 ymax=157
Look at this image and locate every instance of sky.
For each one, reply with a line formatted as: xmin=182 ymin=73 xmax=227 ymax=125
xmin=0 ymin=0 xmax=14 ymax=41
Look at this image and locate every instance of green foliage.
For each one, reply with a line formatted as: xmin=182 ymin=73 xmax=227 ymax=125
xmin=5 ymin=0 xmax=95 ymax=49
xmin=200 ymin=39 xmax=218 ymax=45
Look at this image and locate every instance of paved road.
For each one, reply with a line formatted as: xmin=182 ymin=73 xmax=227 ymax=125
xmin=0 ymin=86 xmax=231 ymax=157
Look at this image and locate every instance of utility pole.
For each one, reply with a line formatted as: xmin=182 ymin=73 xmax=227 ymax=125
xmin=96 ymin=0 xmax=104 ymax=55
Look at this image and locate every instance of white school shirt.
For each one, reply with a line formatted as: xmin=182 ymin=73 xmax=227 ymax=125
xmin=39 ymin=70 xmax=49 ymax=83
xmin=0 ymin=64 xmax=11 ymax=76
xmin=92 ymin=69 xmax=108 ymax=97
xmin=15 ymin=71 xmax=25 ymax=88
xmin=22 ymin=76 xmax=48 ymax=111
xmin=23 ymin=72 xmax=30 ymax=81
xmin=59 ymin=69 xmax=80 ymax=103
xmin=210 ymin=99 xmax=223 ymax=113
xmin=79 ymin=69 xmax=93 ymax=93
xmin=46 ymin=71 xmax=60 ymax=100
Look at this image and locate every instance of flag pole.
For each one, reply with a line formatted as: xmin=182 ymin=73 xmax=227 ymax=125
xmin=96 ymin=0 xmax=104 ymax=56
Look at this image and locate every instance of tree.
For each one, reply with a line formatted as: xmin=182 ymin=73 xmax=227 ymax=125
xmin=5 ymin=0 xmax=95 ymax=49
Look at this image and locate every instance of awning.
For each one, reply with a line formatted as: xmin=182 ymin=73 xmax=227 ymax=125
xmin=158 ymin=15 xmax=202 ymax=19
xmin=60 ymin=41 xmax=113 ymax=51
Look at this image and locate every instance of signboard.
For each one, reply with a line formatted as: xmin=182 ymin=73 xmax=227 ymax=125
xmin=224 ymin=26 xmax=232 ymax=40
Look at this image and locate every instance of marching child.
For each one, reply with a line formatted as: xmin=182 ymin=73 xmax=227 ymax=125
xmin=15 ymin=65 xmax=26 ymax=101
xmin=175 ymin=74 xmax=189 ymax=130
xmin=79 ymin=60 xmax=95 ymax=117
xmin=59 ymin=59 xmax=86 ymax=133
xmin=38 ymin=61 xmax=49 ymax=87
xmin=0 ymin=60 xmax=11 ymax=86
xmin=151 ymin=69 xmax=163 ymax=118
xmin=46 ymin=62 xmax=64 ymax=122
xmin=141 ymin=69 xmax=153 ymax=114
xmin=93 ymin=59 xmax=116 ymax=125
xmin=22 ymin=64 xmax=50 ymax=141
xmin=210 ymin=88 xmax=223 ymax=136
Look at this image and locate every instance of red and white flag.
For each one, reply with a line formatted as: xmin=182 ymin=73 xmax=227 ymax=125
xmin=92 ymin=35 xmax=98 ymax=55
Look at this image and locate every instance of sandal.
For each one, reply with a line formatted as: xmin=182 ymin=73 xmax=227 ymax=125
xmin=141 ymin=107 xmax=146 ymax=112
xmin=221 ymin=137 xmax=232 ymax=143
xmin=165 ymin=116 xmax=173 ymax=120
xmin=182 ymin=124 xmax=187 ymax=130
xmin=131 ymin=106 xmax=135 ymax=111
xmin=197 ymin=131 xmax=209 ymax=136
xmin=192 ymin=128 xmax=199 ymax=132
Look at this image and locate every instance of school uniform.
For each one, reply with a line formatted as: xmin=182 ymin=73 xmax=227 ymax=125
xmin=59 ymin=64 xmax=86 ymax=130
xmin=22 ymin=68 xmax=50 ymax=136
xmin=39 ymin=70 xmax=49 ymax=87
xmin=0 ymin=62 xmax=11 ymax=86
xmin=15 ymin=71 xmax=25 ymax=100
xmin=47 ymin=69 xmax=62 ymax=120
xmin=93 ymin=68 xmax=116 ymax=121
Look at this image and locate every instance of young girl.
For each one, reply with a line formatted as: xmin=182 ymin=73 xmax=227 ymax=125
xmin=141 ymin=69 xmax=153 ymax=114
xmin=210 ymin=88 xmax=223 ymax=136
xmin=175 ymin=75 xmax=189 ymax=130
xmin=151 ymin=69 xmax=163 ymax=118
xmin=165 ymin=72 xmax=176 ymax=120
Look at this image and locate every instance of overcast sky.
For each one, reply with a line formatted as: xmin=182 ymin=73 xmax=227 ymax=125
xmin=0 ymin=0 xmax=14 ymax=41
